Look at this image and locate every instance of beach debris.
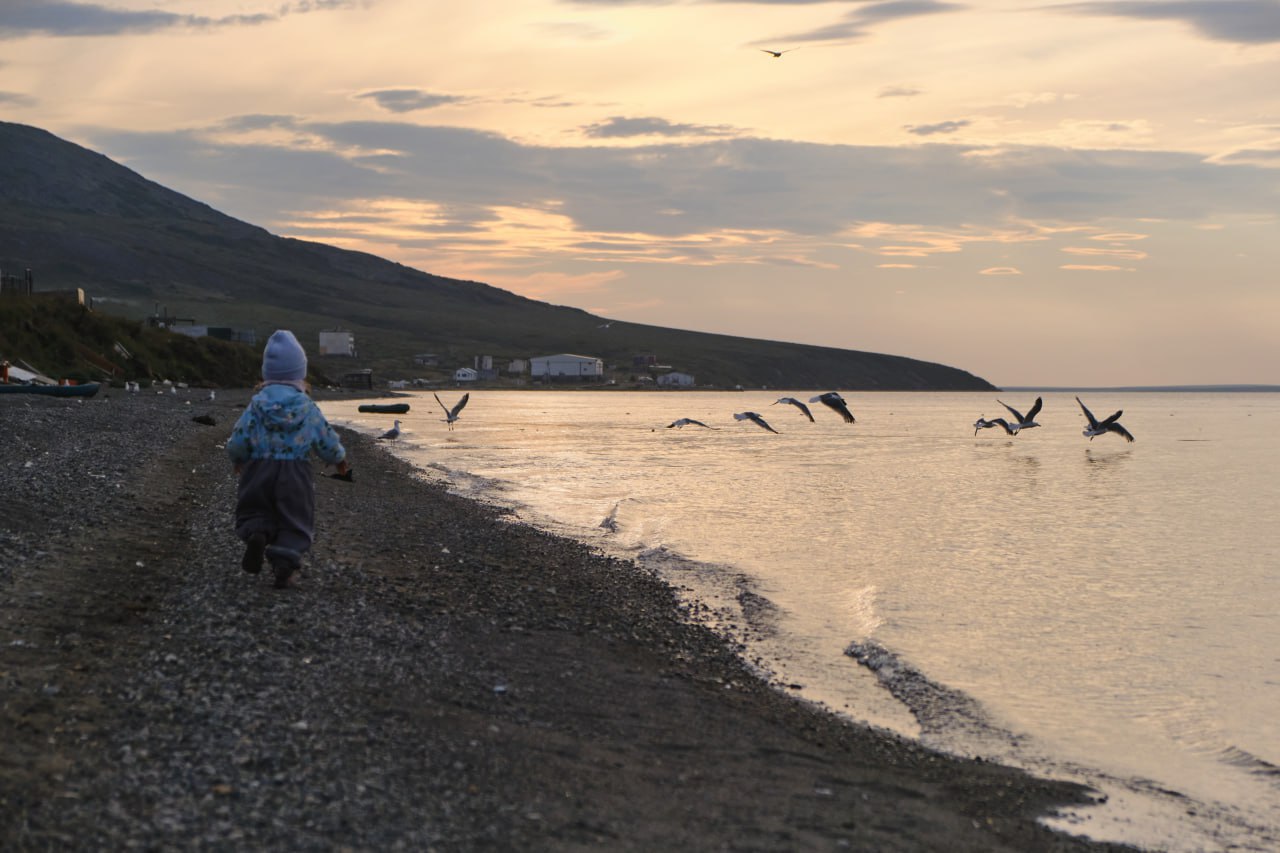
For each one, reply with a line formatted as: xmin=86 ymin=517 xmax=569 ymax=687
xmin=192 ymin=414 xmax=217 ymax=426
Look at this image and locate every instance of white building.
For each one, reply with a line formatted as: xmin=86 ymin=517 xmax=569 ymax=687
xmin=506 ymin=358 xmax=528 ymax=375
xmin=657 ymin=371 xmax=695 ymax=388
xmin=531 ymin=353 xmax=604 ymax=380
xmin=319 ymin=329 xmax=356 ymax=357
xmin=453 ymin=367 xmax=478 ymax=382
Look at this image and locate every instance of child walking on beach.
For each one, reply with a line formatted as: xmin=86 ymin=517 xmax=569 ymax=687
xmin=228 ymin=329 xmax=349 ymax=589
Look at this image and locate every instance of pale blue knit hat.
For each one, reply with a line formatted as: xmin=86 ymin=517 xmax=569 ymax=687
xmin=262 ymin=330 xmax=308 ymax=381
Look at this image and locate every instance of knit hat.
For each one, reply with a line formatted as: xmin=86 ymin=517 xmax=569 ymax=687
xmin=262 ymin=330 xmax=308 ymax=381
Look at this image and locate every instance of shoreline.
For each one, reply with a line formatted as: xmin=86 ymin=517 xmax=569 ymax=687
xmin=1 ymin=389 xmax=1136 ymax=850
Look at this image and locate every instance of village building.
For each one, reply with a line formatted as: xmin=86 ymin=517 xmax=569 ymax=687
xmin=319 ymin=329 xmax=356 ymax=357
xmin=657 ymin=371 xmax=696 ymax=388
xmin=531 ymin=353 xmax=604 ymax=381
xmin=453 ymin=366 xmax=479 ymax=383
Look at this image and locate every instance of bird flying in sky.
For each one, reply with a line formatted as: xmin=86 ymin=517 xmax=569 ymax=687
xmin=735 ymin=411 xmax=780 ymax=434
xmin=760 ymin=48 xmax=796 ymax=58
xmin=773 ymin=397 xmax=815 ymax=422
xmin=1076 ymin=397 xmax=1135 ymax=443
xmin=810 ymin=392 xmax=855 ymax=423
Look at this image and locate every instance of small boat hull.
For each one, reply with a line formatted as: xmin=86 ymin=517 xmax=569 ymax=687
xmin=0 ymin=382 xmax=100 ymax=398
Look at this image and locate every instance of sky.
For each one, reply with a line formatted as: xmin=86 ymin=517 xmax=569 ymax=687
xmin=2 ymin=0 xmax=1278 ymax=387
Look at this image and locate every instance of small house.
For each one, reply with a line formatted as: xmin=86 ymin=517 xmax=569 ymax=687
xmin=657 ymin=371 xmax=695 ymax=388
xmin=454 ymin=367 xmax=478 ymax=383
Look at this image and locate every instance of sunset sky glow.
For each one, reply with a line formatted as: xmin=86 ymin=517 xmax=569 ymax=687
xmin=2 ymin=0 xmax=1279 ymax=386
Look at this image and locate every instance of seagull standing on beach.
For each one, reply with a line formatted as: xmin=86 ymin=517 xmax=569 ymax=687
xmin=434 ymin=392 xmax=469 ymax=431
xmin=1076 ymin=397 xmax=1135 ymax=442
xmin=667 ymin=418 xmax=717 ymax=429
xmin=997 ymin=396 xmax=1043 ymax=433
xmin=810 ymin=392 xmax=855 ymax=423
xmin=974 ymin=416 xmax=1015 ymax=436
xmin=773 ymin=397 xmax=815 ymax=422
xmin=734 ymin=411 xmax=780 ymax=434
xmin=378 ymin=419 xmax=402 ymax=440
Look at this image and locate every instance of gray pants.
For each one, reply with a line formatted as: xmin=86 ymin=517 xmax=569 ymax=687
xmin=235 ymin=459 xmax=315 ymax=558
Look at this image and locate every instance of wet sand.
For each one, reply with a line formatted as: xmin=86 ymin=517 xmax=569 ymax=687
xmin=0 ymin=389 xmax=1135 ymax=850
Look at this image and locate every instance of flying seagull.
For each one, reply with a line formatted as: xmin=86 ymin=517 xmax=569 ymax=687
xmin=760 ymin=48 xmax=797 ymax=58
xmin=377 ymin=419 xmax=402 ymax=440
xmin=997 ymin=396 xmax=1043 ymax=433
xmin=668 ymin=418 xmax=718 ymax=429
xmin=810 ymin=392 xmax=855 ymax=423
xmin=1076 ymin=397 xmax=1135 ymax=443
xmin=734 ymin=411 xmax=780 ymax=434
xmin=773 ymin=397 xmax=815 ymax=422
xmin=974 ymin=416 xmax=1015 ymax=436
xmin=434 ymin=392 xmax=469 ymax=430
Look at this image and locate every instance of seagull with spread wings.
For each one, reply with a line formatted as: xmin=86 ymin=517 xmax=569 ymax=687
xmin=734 ymin=411 xmax=780 ymax=434
xmin=810 ymin=392 xmax=855 ymax=423
xmin=1076 ymin=397 xmax=1135 ymax=443
xmin=434 ymin=392 xmax=469 ymax=431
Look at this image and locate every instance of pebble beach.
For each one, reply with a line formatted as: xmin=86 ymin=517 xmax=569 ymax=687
xmin=0 ymin=388 xmax=1137 ymax=851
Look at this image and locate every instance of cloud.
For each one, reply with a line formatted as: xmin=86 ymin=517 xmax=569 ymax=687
xmin=0 ymin=0 xmax=356 ymax=40
xmin=81 ymin=119 xmax=1280 ymax=275
xmin=357 ymin=89 xmax=470 ymax=114
xmin=0 ymin=90 xmax=36 ymax=106
xmin=581 ymin=116 xmax=739 ymax=138
xmin=1060 ymin=264 xmax=1137 ymax=271
xmin=1062 ymin=246 xmax=1148 ymax=260
xmin=905 ymin=120 xmax=971 ymax=136
xmin=879 ymin=86 xmax=923 ymax=98
xmin=980 ymin=267 xmax=1023 ymax=275
xmin=772 ymin=0 xmax=966 ymax=45
xmin=1054 ymin=1 xmax=1280 ymax=45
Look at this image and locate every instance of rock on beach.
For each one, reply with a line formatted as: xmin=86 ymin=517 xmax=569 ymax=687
xmin=0 ymin=388 xmax=1135 ymax=851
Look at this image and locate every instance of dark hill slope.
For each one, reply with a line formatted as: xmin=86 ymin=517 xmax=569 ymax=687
xmin=0 ymin=121 xmax=995 ymax=390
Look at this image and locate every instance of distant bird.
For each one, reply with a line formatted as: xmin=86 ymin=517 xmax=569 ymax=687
xmin=434 ymin=392 xmax=469 ymax=430
xmin=597 ymin=321 xmax=614 ymax=329
xmin=667 ymin=418 xmax=717 ymax=429
xmin=997 ymin=396 xmax=1043 ymax=433
xmin=974 ymin=416 xmax=1014 ymax=436
xmin=734 ymin=411 xmax=780 ymax=434
xmin=378 ymin=419 xmax=402 ymax=440
xmin=208 ymin=390 xmax=217 ymax=402
xmin=810 ymin=392 xmax=855 ymax=423
xmin=760 ymin=48 xmax=797 ymax=58
xmin=1076 ymin=397 xmax=1135 ymax=443
xmin=169 ymin=385 xmax=177 ymax=396
xmin=773 ymin=397 xmax=815 ymax=422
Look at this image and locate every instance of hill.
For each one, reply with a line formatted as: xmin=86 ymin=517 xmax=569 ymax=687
xmin=0 ymin=121 xmax=995 ymax=390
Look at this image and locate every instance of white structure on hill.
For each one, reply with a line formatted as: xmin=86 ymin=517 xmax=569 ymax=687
xmin=319 ymin=329 xmax=356 ymax=357
xmin=454 ymin=367 xmax=478 ymax=382
xmin=531 ymin=354 xmax=604 ymax=380
xmin=657 ymin=371 xmax=695 ymax=388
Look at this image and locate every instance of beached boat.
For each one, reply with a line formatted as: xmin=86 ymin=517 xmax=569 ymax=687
xmin=358 ymin=402 xmax=411 ymax=414
xmin=0 ymin=382 xmax=101 ymax=398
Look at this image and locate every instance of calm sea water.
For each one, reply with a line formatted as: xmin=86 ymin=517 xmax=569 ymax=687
xmin=324 ymin=390 xmax=1280 ymax=852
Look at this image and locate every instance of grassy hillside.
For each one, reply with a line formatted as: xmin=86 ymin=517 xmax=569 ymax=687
xmin=0 ymin=121 xmax=997 ymax=391
xmin=0 ymin=297 xmax=260 ymax=387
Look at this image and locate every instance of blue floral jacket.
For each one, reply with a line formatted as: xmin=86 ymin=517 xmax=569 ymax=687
xmin=227 ymin=384 xmax=346 ymax=465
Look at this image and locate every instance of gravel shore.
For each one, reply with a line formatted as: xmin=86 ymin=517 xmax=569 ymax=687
xmin=0 ymin=388 xmax=1135 ymax=851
